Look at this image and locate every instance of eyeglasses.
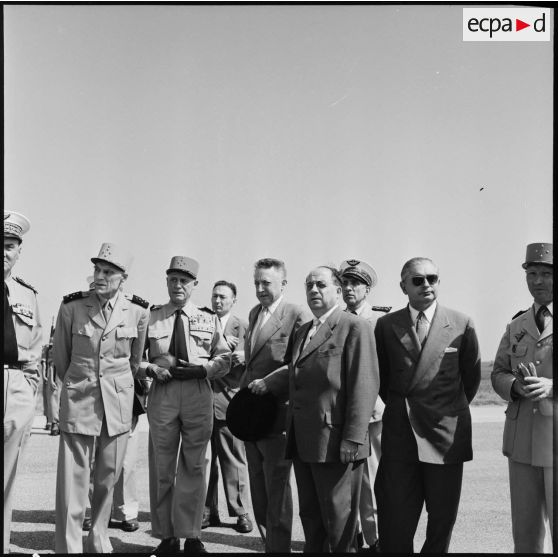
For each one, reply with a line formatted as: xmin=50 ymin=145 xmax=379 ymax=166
xmin=410 ymin=275 xmax=439 ymax=287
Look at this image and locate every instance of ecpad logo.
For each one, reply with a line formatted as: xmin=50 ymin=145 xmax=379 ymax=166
xmin=463 ymin=8 xmax=550 ymax=41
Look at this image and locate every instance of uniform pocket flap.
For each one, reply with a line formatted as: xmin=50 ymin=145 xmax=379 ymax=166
xmin=149 ymin=329 xmax=171 ymax=340
xmin=114 ymin=373 xmax=134 ymax=392
xmin=317 ymin=347 xmax=343 ymax=357
xmin=72 ymin=324 xmax=94 ymax=337
xmin=509 ymin=344 xmax=528 ymax=357
xmin=116 ymin=327 xmax=138 ymax=339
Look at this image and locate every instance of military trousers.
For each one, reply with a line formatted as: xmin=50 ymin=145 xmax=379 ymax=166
xmin=3 ymin=367 xmax=36 ymax=554
xmin=148 ymin=378 xmax=213 ymax=539
xmin=358 ymin=420 xmax=382 ymax=546
xmin=509 ymin=459 xmax=554 ymax=553
xmin=55 ymin=419 xmax=129 ymax=553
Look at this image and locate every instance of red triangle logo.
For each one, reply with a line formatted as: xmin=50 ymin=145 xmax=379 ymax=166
xmin=516 ymin=19 xmax=530 ymax=31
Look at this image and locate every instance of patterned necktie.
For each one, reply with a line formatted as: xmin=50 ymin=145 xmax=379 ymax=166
xmin=251 ymin=308 xmax=268 ymax=349
xmin=535 ymin=305 xmax=548 ymax=333
xmin=416 ymin=311 xmax=428 ymax=347
xmin=303 ymin=319 xmax=321 ymax=350
xmin=4 ymin=282 xmax=19 ymax=365
xmin=169 ymin=309 xmax=189 ymax=362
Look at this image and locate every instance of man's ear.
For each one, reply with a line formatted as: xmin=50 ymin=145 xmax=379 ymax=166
xmin=400 ymin=281 xmax=407 ymax=295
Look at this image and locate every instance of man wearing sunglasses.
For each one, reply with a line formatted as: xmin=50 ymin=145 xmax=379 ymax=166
xmin=491 ymin=243 xmax=553 ymax=553
xmin=374 ymin=257 xmax=481 ymax=554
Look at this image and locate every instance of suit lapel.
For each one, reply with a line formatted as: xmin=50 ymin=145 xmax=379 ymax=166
xmin=408 ymin=305 xmax=452 ymax=393
xmin=292 ymin=321 xmax=313 ymax=369
xmin=246 ymin=301 xmax=284 ymax=363
xmin=104 ymin=294 xmax=129 ymax=335
xmin=296 ymin=307 xmax=340 ymax=365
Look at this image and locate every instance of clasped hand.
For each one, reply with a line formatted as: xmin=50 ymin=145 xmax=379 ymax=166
xmin=169 ymin=359 xmax=207 ymax=381
xmin=512 ymin=362 xmax=553 ymax=400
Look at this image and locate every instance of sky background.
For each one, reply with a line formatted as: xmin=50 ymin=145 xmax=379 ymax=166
xmin=4 ymin=4 xmax=553 ymax=358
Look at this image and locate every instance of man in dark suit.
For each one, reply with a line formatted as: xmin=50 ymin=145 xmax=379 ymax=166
xmin=239 ymin=258 xmax=310 ymax=553
xmin=252 ymin=265 xmax=378 ymax=553
xmin=374 ymin=257 xmax=481 ymax=554
xmin=202 ymin=280 xmax=253 ymax=534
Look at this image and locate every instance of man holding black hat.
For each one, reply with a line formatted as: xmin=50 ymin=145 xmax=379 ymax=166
xmin=492 ymin=243 xmax=554 ymax=552
xmin=53 ymin=242 xmax=149 ymax=553
xmin=141 ymin=256 xmax=231 ymax=556
xmin=340 ymin=259 xmax=390 ymax=553
xmin=239 ymin=258 xmax=310 ymax=553
xmin=4 ymin=210 xmax=42 ymax=554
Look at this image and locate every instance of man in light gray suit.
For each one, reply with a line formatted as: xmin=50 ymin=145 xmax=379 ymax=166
xmin=238 ymin=258 xmax=310 ymax=553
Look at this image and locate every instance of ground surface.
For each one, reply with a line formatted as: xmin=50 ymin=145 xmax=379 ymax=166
xmin=11 ymin=404 xmax=552 ymax=556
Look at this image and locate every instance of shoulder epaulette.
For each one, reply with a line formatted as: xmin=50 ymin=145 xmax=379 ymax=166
xmin=14 ymin=276 xmax=38 ymax=293
xmin=63 ymin=291 xmax=89 ymax=304
xmin=129 ymin=294 xmax=149 ymax=309
xmin=511 ymin=308 xmax=528 ymax=320
xmin=372 ymin=305 xmax=392 ymax=313
xmin=150 ymin=304 xmax=162 ymax=311
xmin=198 ymin=306 xmax=215 ymax=314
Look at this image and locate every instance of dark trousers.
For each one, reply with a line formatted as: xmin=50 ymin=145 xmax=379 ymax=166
xmin=375 ymin=458 xmax=463 ymax=555
xmin=205 ymin=419 xmax=250 ymax=517
xmin=245 ymin=433 xmax=293 ymax=553
xmin=293 ymin=454 xmax=364 ymax=554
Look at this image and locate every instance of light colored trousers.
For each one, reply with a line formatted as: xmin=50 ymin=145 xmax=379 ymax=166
xmin=3 ymin=368 xmax=36 ymax=554
xmin=359 ymin=420 xmax=382 ymax=546
xmin=509 ymin=459 xmax=554 ymax=553
xmin=148 ymin=378 xmax=213 ymax=539
xmin=55 ymin=420 xmax=129 ymax=553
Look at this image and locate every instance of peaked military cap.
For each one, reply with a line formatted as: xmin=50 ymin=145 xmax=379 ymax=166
xmin=4 ymin=210 xmax=30 ymax=242
xmin=522 ymin=243 xmax=553 ymax=269
xmin=166 ymin=256 xmax=199 ymax=279
xmin=339 ymin=259 xmax=378 ymax=288
xmin=91 ymin=242 xmax=132 ymax=273
xmin=226 ymin=388 xmax=278 ymax=442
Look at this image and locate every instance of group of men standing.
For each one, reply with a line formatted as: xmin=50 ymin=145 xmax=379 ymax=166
xmin=3 ymin=207 xmax=554 ymax=555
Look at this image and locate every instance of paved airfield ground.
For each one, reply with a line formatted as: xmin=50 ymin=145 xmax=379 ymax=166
xmin=11 ymin=404 xmax=552 ymax=555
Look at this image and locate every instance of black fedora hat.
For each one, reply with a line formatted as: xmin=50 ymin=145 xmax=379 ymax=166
xmin=226 ymin=387 xmax=278 ymax=442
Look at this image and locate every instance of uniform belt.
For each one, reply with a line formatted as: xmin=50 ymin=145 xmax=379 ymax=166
xmin=3 ymin=363 xmax=24 ymax=370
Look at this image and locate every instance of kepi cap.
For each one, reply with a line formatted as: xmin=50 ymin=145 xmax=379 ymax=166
xmin=91 ymin=242 xmax=132 ymax=273
xmin=339 ymin=259 xmax=378 ymax=288
xmin=166 ymin=256 xmax=199 ymax=279
xmin=4 ymin=210 xmax=30 ymax=242
xmin=522 ymin=243 xmax=552 ymax=269
xmin=226 ymin=388 xmax=278 ymax=442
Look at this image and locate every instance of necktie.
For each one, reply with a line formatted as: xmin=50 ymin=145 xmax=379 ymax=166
xmin=251 ymin=308 xmax=268 ymax=349
xmin=169 ymin=309 xmax=189 ymax=362
xmin=535 ymin=305 xmax=548 ymax=333
xmin=350 ymin=310 xmax=358 ymax=315
xmin=303 ymin=319 xmax=321 ymax=350
xmin=4 ymin=282 xmax=19 ymax=365
xmin=416 ymin=311 xmax=428 ymax=347
xmin=102 ymin=301 xmax=112 ymax=323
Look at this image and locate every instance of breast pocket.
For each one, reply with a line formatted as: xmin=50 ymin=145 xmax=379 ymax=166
xmin=190 ymin=330 xmax=213 ymax=360
xmin=14 ymin=312 xmax=35 ymax=350
xmin=149 ymin=329 xmax=171 ymax=355
xmin=115 ymin=326 xmax=138 ymax=358
xmin=71 ymin=323 xmax=95 ymax=354
xmin=269 ymin=338 xmax=288 ymax=361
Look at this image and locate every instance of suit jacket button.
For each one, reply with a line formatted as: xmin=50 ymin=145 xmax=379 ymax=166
xmin=100 ymin=355 xmax=104 ymax=359
xmin=99 ymin=372 xmax=103 ymax=377
xmin=102 ymin=336 xmax=107 ymax=341
xmin=533 ymin=408 xmax=538 ymax=414
xmin=535 ymin=360 xmax=541 ymax=365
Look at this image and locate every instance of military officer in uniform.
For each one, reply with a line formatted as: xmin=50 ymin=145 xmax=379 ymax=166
xmin=141 ymin=256 xmax=231 ymax=556
xmin=340 ymin=259 xmax=390 ymax=553
xmin=41 ymin=323 xmax=60 ymax=436
xmin=53 ymin=242 xmax=149 ymax=554
xmin=492 ymin=243 xmax=554 ymax=552
xmin=3 ymin=210 xmax=42 ymax=554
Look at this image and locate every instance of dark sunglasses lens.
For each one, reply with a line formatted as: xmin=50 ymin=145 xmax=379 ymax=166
xmin=411 ymin=275 xmax=438 ymax=286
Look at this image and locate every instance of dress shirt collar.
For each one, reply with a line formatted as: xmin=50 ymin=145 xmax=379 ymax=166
xmin=261 ymin=295 xmax=283 ymax=316
xmin=408 ymin=301 xmax=437 ymax=325
xmin=314 ymin=304 xmax=339 ymax=327
xmin=219 ymin=312 xmax=231 ymax=331
xmin=97 ymin=291 xmax=120 ymax=311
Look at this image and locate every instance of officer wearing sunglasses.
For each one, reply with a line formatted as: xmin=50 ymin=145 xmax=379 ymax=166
xmin=374 ymin=257 xmax=481 ymax=555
